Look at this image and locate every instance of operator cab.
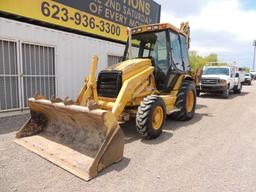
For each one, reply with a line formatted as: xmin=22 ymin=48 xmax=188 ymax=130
xmin=123 ymin=24 xmax=190 ymax=92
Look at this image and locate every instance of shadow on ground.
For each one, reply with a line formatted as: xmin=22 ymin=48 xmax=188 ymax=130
xmin=97 ymin=157 xmax=131 ymax=178
xmin=199 ymin=91 xmax=249 ymax=100
xmin=196 ymin=104 xmax=208 ymax=110
xmin=166 ymin=112 xmax=213 ymax=131
xmin=120 ymin=119 xmax=174 ymax=145
xmin=121 ymin=110 xmax=212 ymax=145
xmin=0 ymin=114 xmax=30 ymax=135
xmin=120 ymin=120 xmax=141 ymax=144
xmin=140 ymin=131 xmax=173 ymax=145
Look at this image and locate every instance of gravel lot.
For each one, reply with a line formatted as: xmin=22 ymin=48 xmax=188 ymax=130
xmin=1 ymin=83 xmax=256 ymax=192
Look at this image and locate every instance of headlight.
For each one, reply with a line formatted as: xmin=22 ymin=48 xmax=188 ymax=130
xmin=220 ymin=79 xmax=227 ymax=84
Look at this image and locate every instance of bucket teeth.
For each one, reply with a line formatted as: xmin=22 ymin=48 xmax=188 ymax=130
xmin=64 ymin=97 xmax=75 ymax=105
xmin=46 ymin=95 xmax=74 ymax=105
xmin=33 ymin=92 xmax=46 ymax=100
xmin=87 ymin=100 xmax=100 ymax=110
xmin=50 ymin=95 xmax=56 ymax=102
xmin=33 ymin=92 xmax=39 ymax=98
xmin=51 ymin=97 xmax=63 ymax=103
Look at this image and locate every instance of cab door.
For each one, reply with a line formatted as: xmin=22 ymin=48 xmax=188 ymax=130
xmin=153 ymin=30 xmax=184 ymax=92
xmin=169 ymin=30 xmax=184 ymax=72
xmin=180 ymin=34 xmax=190 ymax=72
xmin=152 ymin=30 xmax=171 ymax=92
xmin=158 ymin=30 xmax=186 ymax=92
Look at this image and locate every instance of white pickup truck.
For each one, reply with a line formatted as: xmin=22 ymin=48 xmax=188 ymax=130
xmin=197 ymin=66 xmax=242 ymax=98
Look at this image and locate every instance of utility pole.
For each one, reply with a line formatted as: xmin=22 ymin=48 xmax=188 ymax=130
xmin=253 ymin=40 xmax=256 ymax=71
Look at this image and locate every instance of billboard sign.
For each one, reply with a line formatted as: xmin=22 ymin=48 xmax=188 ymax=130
xmin=0 ymin=0 xmax=161 ymax=42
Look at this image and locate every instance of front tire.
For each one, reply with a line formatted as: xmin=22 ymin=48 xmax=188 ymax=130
xmin=171 ymin=80 xmax=196 ymax=121
xmin=234 ymin=83 xmax=242 ymax=94
xmin=223 ymin=86 xmax=230 ymax=98
xmin=136 ymin=95 xmax=166 ymax=139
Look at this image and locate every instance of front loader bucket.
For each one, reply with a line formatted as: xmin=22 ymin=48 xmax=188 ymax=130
xmin=15 ymin=98 xmax=124 ymax=181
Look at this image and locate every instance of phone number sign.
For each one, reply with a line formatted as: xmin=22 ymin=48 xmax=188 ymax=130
xmin=0 ymin=0 xmax=161 ymax=42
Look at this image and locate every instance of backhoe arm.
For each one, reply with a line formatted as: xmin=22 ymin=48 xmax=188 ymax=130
xmin=180 ymin=22 xmax=190 ymax=48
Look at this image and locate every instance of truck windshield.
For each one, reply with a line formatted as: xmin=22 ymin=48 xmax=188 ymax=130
xmin=203 ymin=68 xmax=229 ymax=75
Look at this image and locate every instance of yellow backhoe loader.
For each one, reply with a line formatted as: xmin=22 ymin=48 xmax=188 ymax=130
xmin=15 ymin=22 xmax=196 ymax=181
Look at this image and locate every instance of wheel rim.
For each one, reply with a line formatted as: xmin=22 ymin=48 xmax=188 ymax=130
xmin=152 ymin=106 xmax=164 ymax=130
xmin=186 ymin=90 xmax=194 ymax=112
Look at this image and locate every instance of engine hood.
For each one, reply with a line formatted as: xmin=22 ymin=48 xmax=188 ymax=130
xmin=105 ymin=58 xmax=152 ymax=81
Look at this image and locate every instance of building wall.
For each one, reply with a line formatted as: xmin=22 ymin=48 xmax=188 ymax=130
xmin=0 ymin=17 xmax=125 ymax=102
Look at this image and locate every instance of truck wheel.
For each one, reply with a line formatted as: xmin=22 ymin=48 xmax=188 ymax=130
xmin=235 ymin=83 xmax=242 ymax=94
xmin=171 ymin=80 xmax=196 ymax=121
xmin=223 ymin=86 xmax=230 ymax=98
xmin=136 ymin=95 xmax=166 ymax=139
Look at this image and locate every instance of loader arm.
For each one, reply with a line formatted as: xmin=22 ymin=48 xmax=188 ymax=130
xmin=112 ymin=66 xmax=154 ymax=119
xmin=76 ymin=56 xmax=99 ymax=106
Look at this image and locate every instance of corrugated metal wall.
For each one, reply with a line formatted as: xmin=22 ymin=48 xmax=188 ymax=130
xmin=107 ymin=55 xmax=123 ymax=66
xmin=0 ymin=17 xmax=124 ymax=110
xmin=21 ymin=43 xmax=56 ymax=107
xmin=0 ymin=40 xmax=19 ymax=111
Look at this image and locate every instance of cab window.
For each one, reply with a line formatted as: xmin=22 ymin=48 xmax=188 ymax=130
xmin=169 ymin=31 xmax=183 ymax=71
xmin=123 ymin=30 xmax=169 ymax=75
xmin=180 ymin=35 xmax=190 ymax=71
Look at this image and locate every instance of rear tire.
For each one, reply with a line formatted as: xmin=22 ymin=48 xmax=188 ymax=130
xmin=171 ymin=80 xmax=196 ymax=121
xmin=136 ymin=95 xmax=166 ymax=139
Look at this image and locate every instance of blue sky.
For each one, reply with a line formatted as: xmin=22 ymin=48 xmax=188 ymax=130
xmin=156 ymin=0 xmax=256 ymax=69
xmin=242 ymin=0 xmax=256 ymax=10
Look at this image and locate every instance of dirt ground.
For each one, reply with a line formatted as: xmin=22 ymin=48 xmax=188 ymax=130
xmin=1 ymin=83 xmax=256 ymax=192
